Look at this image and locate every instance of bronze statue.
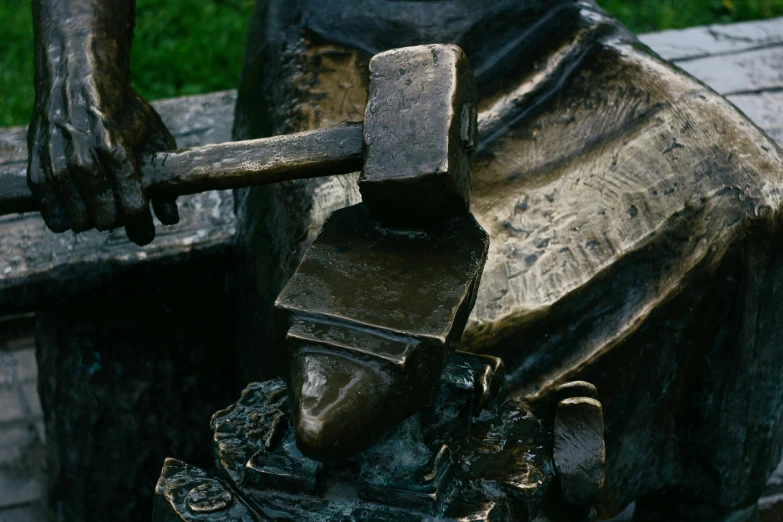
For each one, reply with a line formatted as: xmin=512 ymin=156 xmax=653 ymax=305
xmin=154 ymin=44 xmax=606 ymax=521
xmin=27 ymin=0 xmax=179 ymax=245
xmin=14 ymin=0 xmax=783 ymax=521
xmin=154 ymin=356 xmax=606 ymax=521
xmin=230 ymin=2 xmax=783 ymax=520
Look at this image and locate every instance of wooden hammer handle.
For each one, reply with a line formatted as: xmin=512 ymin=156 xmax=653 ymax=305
xmin=0 ymin=122 xmax=363 ymax=217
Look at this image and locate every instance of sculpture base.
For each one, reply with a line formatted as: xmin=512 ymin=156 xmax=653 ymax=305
xmin=154 ymin=352 xmax=561 ymax=521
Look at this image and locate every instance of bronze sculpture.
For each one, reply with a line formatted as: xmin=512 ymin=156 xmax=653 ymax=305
xmin=27 ymin=0 xmax=179 ymax=245
xmin=154 ymin=43 xmax=606 ymax=521
xmin=230 ymin=2 xmax=783 ymax=520
xmin=10 ymin=0 xmax=783 ymax=520
xmin=153 ymin=356 xmax=605 ymax=521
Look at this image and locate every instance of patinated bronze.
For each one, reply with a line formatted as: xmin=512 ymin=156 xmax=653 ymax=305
xmin=553 ymin=382 xmax=606 ymax=518
xmin=358 ymin=45 xmax=477 ymax=225
xmin=28 ymin=0 xmax=180 ymax=245
xmin=151 ymin=42 xmax=601 ymax=520
xmin=229 ymin=2 xmax=783 ymax=521
xmin=276 ymin=203 xmax=489 ymax=460
xmin=14 ymin=0 xmax=783 ymax=521
xmin=153 ymin=353 xmax=604 ymax=521
xmin=274 ymin=43 xmax=486 ymax=461
xmin=2 ymin=45 xmax=478 ymax=221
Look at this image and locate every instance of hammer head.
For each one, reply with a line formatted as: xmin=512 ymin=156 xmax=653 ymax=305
xmin=360 ymin=44 xmax=478 ymax=227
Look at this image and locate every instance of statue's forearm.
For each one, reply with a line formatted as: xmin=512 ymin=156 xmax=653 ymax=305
xmin=28 ymin=0 xmax=177 ymax=245
xmin=32 ymin=0 xmax=136 ymax=88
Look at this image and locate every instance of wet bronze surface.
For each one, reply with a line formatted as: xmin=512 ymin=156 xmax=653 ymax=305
xmin=28 ymin=0 xmax=179 ymax=244
xmin=231 ymin=1 xmax=783 ymax=520
xmin=359 ymin=44 xmax=477 ymax=225
xmin=13 ymin=0 xmax=783 ymax=520
xmin=276 ymin=203 xmax=489 ymax=460
xmin=156 ymin=353 xmax=564 ymax=521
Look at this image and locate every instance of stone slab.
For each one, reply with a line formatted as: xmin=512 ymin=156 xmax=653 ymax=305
xmin=675 ymin=45 xmax=783 ymax=95
xmin=0 ymin=469 xmax=44 ymax=510
xmin=639 ymin=16 xmax=783 ymax=61
xmin=728 ymin=91 xmax=783 ymax=144
xmin=0 ymin=425 xmax=40 ymax=467
xmin=0 ymin=505 xmax=50 ymax=522
xmin=0 ymin=348 xmax=36 ymax=387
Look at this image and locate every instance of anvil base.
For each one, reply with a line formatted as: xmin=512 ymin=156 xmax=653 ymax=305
xmin=153 ymin=352 xmax=556 ymax=521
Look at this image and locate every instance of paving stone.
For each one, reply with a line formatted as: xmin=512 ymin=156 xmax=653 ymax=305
xmin=0 ymin=505 xmax=50 ymax=522
xmin=0 ymin=349 xmax=36 ymax=388
xmin=728 ymin=91 xmax=783 ymax=146
xmin=0 ymin=469 xmax=44 ymax=510
xmin=0 ymin=425 xmax=40 ymax=466
xmin=19 ymin=382 xmax=41 ymax=420
xmin=675 ymin=45 xmax=783 ymax=95
xmin=639 ymin=17 xmax=783 ymax=61
xmin=761 ymin=493 xmax=783 ymax=522
xmin=0 ymin=382 xmax=41 ymax=426
xmin=0 ymin=387 xmax=24 ymax=425
xmin=12 ymin=350 xmax=37 ymax=384
xmin=0 ymin=351 xmax=15 ymax=387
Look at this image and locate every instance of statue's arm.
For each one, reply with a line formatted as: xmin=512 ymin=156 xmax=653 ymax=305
xmin=28 ymin=0 xmax=178 ymax=245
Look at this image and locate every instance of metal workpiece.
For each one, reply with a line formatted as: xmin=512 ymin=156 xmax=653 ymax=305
xmin=360 ymin=44 xmax=478 ymax=226
xmin=275 ymin=203 xmax=490 ymax=461
xmin=154 ymin=352 xmax=560 ymax=521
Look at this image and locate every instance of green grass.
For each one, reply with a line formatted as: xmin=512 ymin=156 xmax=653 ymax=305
xmin=600 ymin=0 xmax=783 ymax=33
xmin=0 ymin=0 xmax=255 ymax=127
xmin=0 ymin=0 xmax=35 ymax=127
xmin=1 ymin=0 xmax=782 ymax=126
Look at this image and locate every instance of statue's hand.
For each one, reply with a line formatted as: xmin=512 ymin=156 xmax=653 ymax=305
xmin=27 ymin=60 xmax=178 ymax=246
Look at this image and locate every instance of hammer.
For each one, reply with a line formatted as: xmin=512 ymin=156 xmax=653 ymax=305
xmin=0 ymin=44 xmax=478 ymax=229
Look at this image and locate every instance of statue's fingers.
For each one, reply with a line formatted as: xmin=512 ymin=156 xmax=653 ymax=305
xmin=28 ymin=145 xmax=69 ymax=232
xmin=147 ymin=120 xmax=177 ymax=153
xmin=69 ymin=132 xmax=120 ymax=231
xmin=124 ymin=208 xmax=155 ymax=246
xmin=145 ymin=113 xmax=179 ymax=226
xmin=106 ymin=145 xmax=155 ymax=246
xmin=138 ymin=93 xmax=176 ymax=152
xmin=46 ymin=136 xmax=92 ymax=232
xmin=152 ymin=197 xmax=179 ymax=225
